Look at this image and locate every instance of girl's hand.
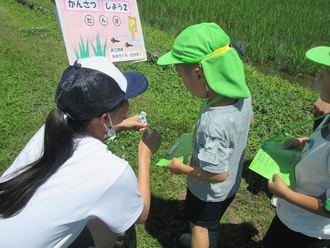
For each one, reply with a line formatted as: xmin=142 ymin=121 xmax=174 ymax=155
xmin=115 ymin=115 xmax=147 ymax=133
xmin=138 ymin=127 xmax=161 ymax=158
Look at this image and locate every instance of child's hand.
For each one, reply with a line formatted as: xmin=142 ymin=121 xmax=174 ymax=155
xmin=283 ymin=137 xmax=308 ymax=150
xmin=138 ymin=127 xmax=161 ymax=158
xmin=268 ymin=174 xmax=290 ymax=199
xmin=165 ymin=157 xmax=186 ymax=174
xmin=310 ymin=97 xmax=330 ymax=117
xmin=115 ymin=115 xmax=147 ymax=132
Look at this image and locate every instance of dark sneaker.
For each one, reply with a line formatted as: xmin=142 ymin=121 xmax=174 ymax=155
xmin=178 ymin=233 xmax=191 ymax=248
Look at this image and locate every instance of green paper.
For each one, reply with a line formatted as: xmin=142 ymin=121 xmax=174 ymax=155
xmin=249 ymin=141 xmax=301 ymax=187
xmin=156 ymin=133 xmax=193 ymax=166
xmin=326 ymin=199 xmax=330 ymax=211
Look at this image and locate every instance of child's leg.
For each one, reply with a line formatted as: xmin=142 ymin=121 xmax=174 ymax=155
xmin=181 ymin=189 xmax=236 ymax=248
xmin=190 ymin=223 xmax=209 ymax=248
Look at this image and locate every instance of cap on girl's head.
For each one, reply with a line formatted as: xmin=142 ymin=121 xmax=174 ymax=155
xmin=157 ymin=23 xmax=250 ymax=99
xmin=55 ymin=56 xmax=148 ymax=120
xmin=306 ymin=46 xmax=330 ymax=66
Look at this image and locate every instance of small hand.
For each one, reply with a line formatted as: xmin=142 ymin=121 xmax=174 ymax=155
xmin=115 ymin=115 xmax=147 ymax=133
xmin=139 ymin=127 xmax=161 ymax=157
xmin=310 ymin=98 xmax=330 ymax=117
xmin=165 ymin=157 xmax=186 ymax=175
xmin=283 ymin=137 xmax=307 ymax=150
xmin=268 ymin=174 xmax=290 ymax=199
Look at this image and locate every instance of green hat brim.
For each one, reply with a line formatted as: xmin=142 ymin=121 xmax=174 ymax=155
xmin=306 ymin=46 xmax=330 ymax=66
xmin=157 ymin=51 xmax=184 ymax=65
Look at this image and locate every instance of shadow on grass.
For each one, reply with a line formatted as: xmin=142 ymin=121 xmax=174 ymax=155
xmin=242 ymin=159 xmax=272 ymax=199
xmin=146 ymin=195 xmax=262 ymax=248
xmin=145 ymin=194 xmax=188 ymax=248
xmin=218 ymin=222 xmax=263 ymax=248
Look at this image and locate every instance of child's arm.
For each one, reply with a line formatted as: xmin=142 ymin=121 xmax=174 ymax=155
xmin=165 ymin=158 xmax=228 ymax=183
xmin=268 ymin=174 xmax=330 ymax=218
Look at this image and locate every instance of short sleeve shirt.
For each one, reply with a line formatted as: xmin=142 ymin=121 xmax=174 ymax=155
xmin=188 ymin=97 xmax=253 ymax=202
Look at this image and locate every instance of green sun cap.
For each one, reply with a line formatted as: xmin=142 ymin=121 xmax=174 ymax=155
xmin=157 ymin=22 xmax=230 ymax=65
xmin=157 ymin=22 xmax=250 ymax=99
xmin=306 ymin=46 xmax=330 ymax=66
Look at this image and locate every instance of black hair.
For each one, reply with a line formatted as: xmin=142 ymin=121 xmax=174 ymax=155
xmin=0 ymin=108 xmax=91 ymax=218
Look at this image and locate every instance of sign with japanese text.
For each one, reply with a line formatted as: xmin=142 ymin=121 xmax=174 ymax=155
xmin=54 ymin=0 xmax=147 ymax=64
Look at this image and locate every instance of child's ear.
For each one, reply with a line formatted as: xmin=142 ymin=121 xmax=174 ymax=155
xmin=101 ymin=113 xmax=110 ymax=124
xmin=194 ymin=66 xmax=205 ymax=81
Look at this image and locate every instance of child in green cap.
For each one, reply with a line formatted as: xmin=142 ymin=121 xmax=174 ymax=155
xmin=263 ymin=46 xmax=330 ymax=247
xmin=157 ymin=22 xmax=254 ymax=248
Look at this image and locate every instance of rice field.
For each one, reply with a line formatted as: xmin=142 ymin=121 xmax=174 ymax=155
xmin=137 ymin=0 xmax=329 ymax=76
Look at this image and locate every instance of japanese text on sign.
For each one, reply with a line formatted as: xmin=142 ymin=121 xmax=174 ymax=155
xmin=65 ymin=0 xmax=99 ymax=11
xmin=64 ymin=0 xmax=130 ymax=13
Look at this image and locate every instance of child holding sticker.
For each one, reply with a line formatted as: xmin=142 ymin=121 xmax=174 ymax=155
xmin=157 ymin=22 xmax=254 ymax=248
xmin=263 ymin=46 xmax=330 ymax=247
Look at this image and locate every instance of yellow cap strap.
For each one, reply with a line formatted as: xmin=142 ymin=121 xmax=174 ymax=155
xmin=201 ymin=45 xmax=230 ymax=62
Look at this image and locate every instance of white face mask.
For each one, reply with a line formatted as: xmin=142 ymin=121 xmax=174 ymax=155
xmin=103 ymin=113 xmax=116 ymax=139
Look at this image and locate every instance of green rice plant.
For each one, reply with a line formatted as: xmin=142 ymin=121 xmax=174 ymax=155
xmin=137 ymin=0 xmax=328 ymax=77
xmin=91 ymin=33 xmax=107 ymax=57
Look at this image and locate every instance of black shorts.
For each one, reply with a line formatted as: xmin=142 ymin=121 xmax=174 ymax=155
xmin=263 ymin=214 xmax=328 ymax=248
xmin=184 ymin=188 xmax=235 ymax=227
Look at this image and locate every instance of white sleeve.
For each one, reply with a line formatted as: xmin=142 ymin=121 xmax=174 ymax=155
xmin=1 ymin=125 xmax=45 ymax=179
xmin=89 ymin=165 xmax=143 ymax=233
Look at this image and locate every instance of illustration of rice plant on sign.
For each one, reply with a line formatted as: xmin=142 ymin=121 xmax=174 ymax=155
xmin=91 ymin=34 xmax=107 ymax=57
xmin=73 ymin=35 xmax=90 ymax=59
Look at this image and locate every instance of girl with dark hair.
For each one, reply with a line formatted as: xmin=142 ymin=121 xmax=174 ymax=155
xmin=0 ymin=57 xmax=161 ymax=248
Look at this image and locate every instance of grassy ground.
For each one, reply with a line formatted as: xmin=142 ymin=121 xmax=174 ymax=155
xmin=0 ymin=1 xmax=320 ymax=247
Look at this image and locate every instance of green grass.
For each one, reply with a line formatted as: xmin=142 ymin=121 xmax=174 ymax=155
xmin=0 ymin=1 xmax=320 ymax=247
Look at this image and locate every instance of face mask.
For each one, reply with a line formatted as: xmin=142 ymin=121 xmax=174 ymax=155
xmin=103 ymin=113 xmax=116 ymax=139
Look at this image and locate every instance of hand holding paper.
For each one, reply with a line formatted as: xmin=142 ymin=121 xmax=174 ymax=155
xmin=249 ymin=141 xmax=301 ymax=187
xmin=165 ymin=157 xmax=188 ymax=174
xmin=284 ymin=137 xmax=308 ymax=150
xmin=156 ymin=133 xmax=193 ymax=166
xmin=268 ymin=174 xmax=291 ymax=198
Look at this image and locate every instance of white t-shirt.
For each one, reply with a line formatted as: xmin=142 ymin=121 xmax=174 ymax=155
xmin=0 ymin=126 xmax=143 ymax=248
xmin=277 ymin=116 xmax=330 ymax=239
